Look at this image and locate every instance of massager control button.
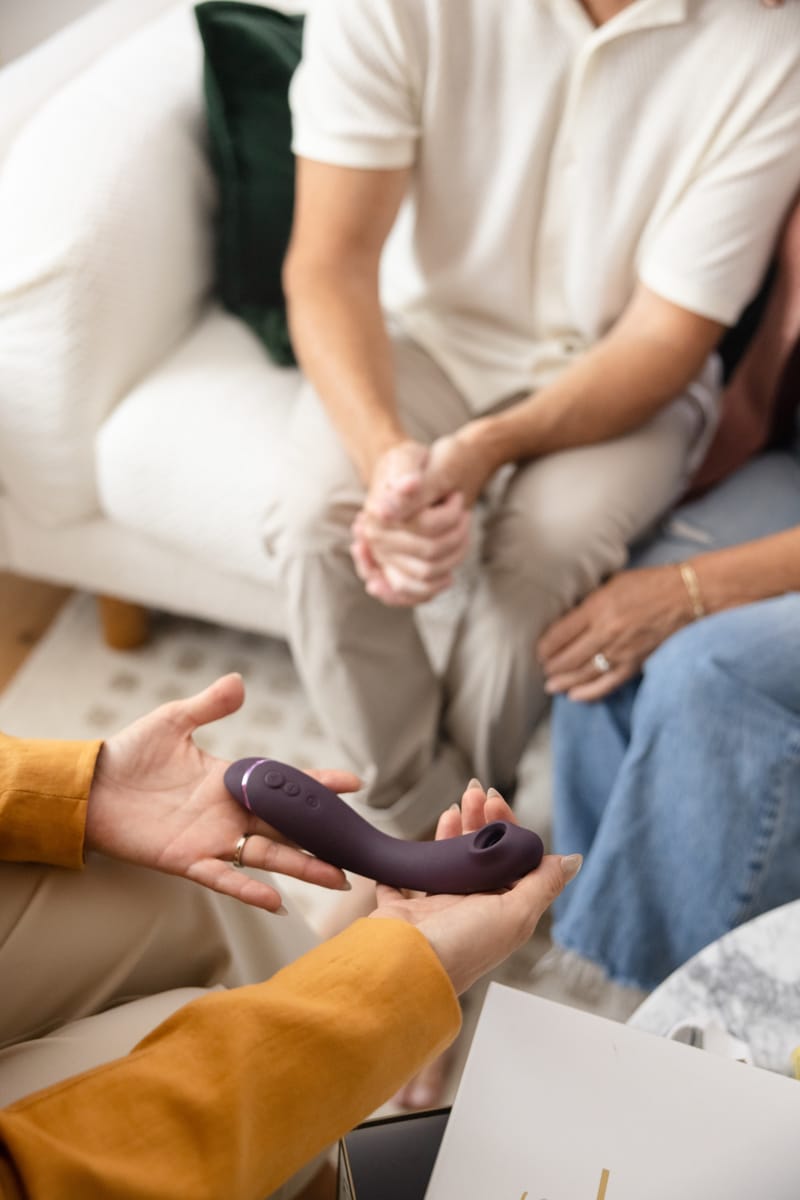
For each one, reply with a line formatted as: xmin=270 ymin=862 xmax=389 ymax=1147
xmin=305 ymin=793 xmax=320 ymax=809
xmin=265 ymin=770 xmax=285 ymax=789
xmin=283 ymin=781 xmax=301 ymax=797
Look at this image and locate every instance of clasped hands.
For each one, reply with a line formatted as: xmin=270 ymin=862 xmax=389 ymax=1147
xmin=351 ymin=433 xmax=489 ymax=607
xmin=351 ymin=435 xmax=694 ymax=697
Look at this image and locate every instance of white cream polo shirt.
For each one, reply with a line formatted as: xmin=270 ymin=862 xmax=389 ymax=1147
xmin=291 ymin=0 xmax=800 ymax=412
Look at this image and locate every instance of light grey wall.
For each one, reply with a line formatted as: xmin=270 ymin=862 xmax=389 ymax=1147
xmin=0 ymin=0 xmax=109 ymax=65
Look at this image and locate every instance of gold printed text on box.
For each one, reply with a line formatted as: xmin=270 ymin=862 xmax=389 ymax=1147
xmin=519 ymin=1168 xmax=611 ymax=1200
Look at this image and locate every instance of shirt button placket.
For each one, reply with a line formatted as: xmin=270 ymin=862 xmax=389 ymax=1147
xmin=531 ymin=41 xmax=596 ymax=347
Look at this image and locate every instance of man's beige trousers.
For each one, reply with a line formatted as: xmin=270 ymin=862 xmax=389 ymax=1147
xmin=264 ymin=333 xmax=718 ymax=839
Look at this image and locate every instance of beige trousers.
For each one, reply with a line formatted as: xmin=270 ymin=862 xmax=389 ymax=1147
xmin=0 ymin=855 xmax=322 ymax=1199
xmin=264 ymin=333 xmax=719 ymax=839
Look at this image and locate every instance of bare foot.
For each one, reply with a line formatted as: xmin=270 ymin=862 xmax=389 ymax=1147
xmin=316 ymin=872 xmax=376 ymax=939
xmin=315 ymin=819 xmax=441 ymax=939
xmin=294 ymin=1160 xmax=337 ymax=1200
xmin=393 ymin=1041 xmax=457 ymax=1111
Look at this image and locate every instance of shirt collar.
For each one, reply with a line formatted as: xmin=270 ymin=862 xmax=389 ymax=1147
xmin=549 ymin=0 xmax=690 ymax=37
xmin=609 ymin=0 xmax=689 ymax=33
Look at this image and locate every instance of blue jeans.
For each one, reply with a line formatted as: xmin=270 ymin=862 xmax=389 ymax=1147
xmin=551 ymin=452 xmax=800 ymax=990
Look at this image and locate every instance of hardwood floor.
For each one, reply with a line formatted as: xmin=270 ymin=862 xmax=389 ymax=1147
xmin=0 ymin=571 xmax=71 ymax=693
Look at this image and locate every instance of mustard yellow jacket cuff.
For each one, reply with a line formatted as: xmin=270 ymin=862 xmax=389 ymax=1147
xmin=0 ymin=732 xmax=102 ymax=868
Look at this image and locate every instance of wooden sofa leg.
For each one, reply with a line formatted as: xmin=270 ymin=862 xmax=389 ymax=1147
xmin=96 ymin=596 xmax=150 ymax=650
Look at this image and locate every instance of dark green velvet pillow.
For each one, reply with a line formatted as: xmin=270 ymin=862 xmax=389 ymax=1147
xmin=195 ymin=2 xmax=304 ymax=367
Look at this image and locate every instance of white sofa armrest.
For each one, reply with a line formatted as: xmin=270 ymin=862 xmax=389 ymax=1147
xmin=0 ymin=0 xmax=182 ymax=158
xmin=0 ymin=5 xmax=216 ymax=526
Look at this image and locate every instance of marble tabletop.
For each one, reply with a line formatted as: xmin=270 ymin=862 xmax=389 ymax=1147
xmin=628 ymin=900 xmax=800 ymax=1077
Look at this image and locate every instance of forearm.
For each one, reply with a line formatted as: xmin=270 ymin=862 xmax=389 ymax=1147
xmin=688 ymin=525 xmax=800 ymax=615
xmin=285 ymin=262 xmax=408 ymax=481
xmin=0 ymin=919 xmax=460 ymax=1200
xmin=463 ymin=290 xmax=724 ymax=471
xmin=0 ymin=733 xmax=100 ymax=868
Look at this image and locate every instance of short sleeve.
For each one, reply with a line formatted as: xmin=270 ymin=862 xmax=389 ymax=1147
xmin=639 ymin=65 xmax=800 ymax=326
xmin=290 ymin=0 xmax=422 ymax=169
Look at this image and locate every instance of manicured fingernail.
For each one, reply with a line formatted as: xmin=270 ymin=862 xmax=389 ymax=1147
xmin=486 ymin=787 xmax=503 ymax=800
xmin=449 ymin=802 xmax=461 ymax=812
xmin=467 ymin=777 xmax=482 ymax=790
xmin=561 ymin=854 xmax=583 ymax=882
xmin=340 ymin=879 xmax=353 ymax=891
xmin=274 ymin=905 xmax=289 ymax=916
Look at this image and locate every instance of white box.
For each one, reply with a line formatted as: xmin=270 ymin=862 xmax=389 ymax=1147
xmin=426 ymin=984 xmax=800 ymax=1199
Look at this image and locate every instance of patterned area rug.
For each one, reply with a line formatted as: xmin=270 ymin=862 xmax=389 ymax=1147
xmin=0 ymin=591 xmax=555 ymax=916
xmin=0 ymin=591 xmax=349 ymax=926
xmin=0 ymin=591 xmax=642 ymax=1109
xmin=0 ymin=588 xmax=558 ymax=794
xmin=0 ymin=594 xmax=640 ymax=997
xmin=0 ymin=591 xmax=337 ymax=765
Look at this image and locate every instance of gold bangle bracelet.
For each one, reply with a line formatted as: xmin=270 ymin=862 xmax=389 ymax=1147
xmin=678 ymin=561 xmax=706 ymax=620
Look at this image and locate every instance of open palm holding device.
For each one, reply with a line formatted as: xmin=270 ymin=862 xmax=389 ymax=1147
xmin=224 ymin=758 xmax=544 ymax=894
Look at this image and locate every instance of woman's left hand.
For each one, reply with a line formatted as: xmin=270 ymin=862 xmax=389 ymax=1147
xmin=537 ymin=565 xmax=694 ymax=701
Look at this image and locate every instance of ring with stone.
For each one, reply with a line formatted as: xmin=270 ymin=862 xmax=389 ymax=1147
xmin=592 ymin=652 xmax=612 ymax=674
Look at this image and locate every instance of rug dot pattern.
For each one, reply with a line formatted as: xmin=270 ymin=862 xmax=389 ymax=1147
xmin=0 ymin=591 xmax=641 ymax=1112
xmin=0 ymin=593 xmax=346 ymax=925
xmin=0 ymin=588 xmax=555 ymax=911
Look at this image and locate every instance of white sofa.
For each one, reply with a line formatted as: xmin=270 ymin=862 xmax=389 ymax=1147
xmin=0 ymin=0 xmax=311 ymax=642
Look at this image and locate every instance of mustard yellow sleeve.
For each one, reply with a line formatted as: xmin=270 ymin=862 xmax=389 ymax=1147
xmin=0 ymin=917 xmax=461 ymax=1199
xmin=0 ymin=732 xmax=102 ymax=868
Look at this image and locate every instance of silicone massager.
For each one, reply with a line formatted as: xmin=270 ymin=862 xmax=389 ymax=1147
xmin=224 ymin=758 xmax=544 ymax=894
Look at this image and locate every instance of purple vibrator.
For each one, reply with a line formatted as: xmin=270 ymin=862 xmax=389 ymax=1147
xmin=224 ymin=758 xmax=544 ymax=894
